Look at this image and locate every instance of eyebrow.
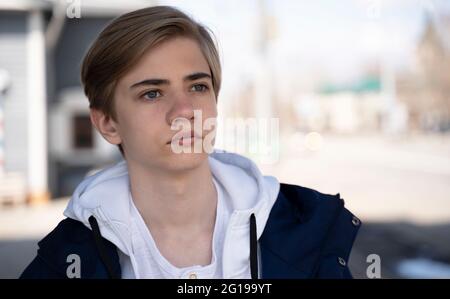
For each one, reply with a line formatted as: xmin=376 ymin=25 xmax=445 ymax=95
xmin=130 ymin=72 xmax=212 ymax=89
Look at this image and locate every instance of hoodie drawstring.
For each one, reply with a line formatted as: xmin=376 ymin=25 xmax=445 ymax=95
xmin=249 ymin=213 xmax=258 ymax=279
xmin=88 ymin=214 xmax=259 ymax=279
xmin=88 ymin=216 xmax=120 ymax=279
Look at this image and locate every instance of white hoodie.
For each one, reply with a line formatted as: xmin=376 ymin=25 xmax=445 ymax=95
xmin=63 ymin=149 xmax=280 ymax=278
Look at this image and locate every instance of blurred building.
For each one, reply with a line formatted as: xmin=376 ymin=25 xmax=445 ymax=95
xmin=293 ymin=76 xmax=408 ymax=134
xmin=397 ymin=13 xmax=450 ymax=132
xmin=0 ymin=0 xmax=154 ymax=202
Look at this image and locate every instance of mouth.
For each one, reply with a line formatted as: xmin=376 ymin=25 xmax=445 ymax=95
xmin=167 ymin=131 xmax=203 ymax=145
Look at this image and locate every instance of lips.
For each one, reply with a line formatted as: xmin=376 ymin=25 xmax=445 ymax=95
xmin=167 ymin=131 xmax=202 ymax=144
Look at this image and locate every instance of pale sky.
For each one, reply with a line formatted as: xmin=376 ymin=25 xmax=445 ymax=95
xmin=157 ymin=0 xmax=449 ymax=92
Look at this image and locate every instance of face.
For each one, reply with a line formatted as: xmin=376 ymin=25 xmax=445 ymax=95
xmin=91 ymin=36 xmax=218 ymax=173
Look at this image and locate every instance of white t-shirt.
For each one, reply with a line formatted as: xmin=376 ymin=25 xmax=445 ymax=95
xmin=119 ymin=178 xmax=230 ymax=279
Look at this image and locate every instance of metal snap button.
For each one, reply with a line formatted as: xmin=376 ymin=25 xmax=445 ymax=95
xmin=351 ymin=216 xmax=360 ymax=226
xmin=189 ymin=273 xmax=197 ymax=279
xmin=338 ymin=257 xmax=347 ymax=267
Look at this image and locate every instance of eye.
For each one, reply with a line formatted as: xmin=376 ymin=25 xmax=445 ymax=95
xmin=142 ymin=90 xmax=162 ymax=101
xmin=191 ymin=84 xmax=209 ymax=92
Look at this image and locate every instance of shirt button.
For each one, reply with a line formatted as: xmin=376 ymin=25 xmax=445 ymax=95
xmin=189 ymin=273 xmax=197 ymax=279
xmin=338 ymin=257 xmax=347 ymax=267
xmin=351 ymin=216 xmax=361 ymax=226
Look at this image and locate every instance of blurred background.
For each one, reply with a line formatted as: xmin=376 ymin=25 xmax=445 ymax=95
xmin=1 ymin=0 xmax=450 ymax=279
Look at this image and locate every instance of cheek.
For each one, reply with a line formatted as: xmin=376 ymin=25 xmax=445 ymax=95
xmin=119 ymin=109 xmax=163 ymax=142
xmin=201 ymin=100 xmax=218 ymax=134
xmin=201 ymin=97 xmax=218 ymax=119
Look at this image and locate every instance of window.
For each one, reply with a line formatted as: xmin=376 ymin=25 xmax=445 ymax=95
xmin=73 ymin=114 xmax=93 ymax=149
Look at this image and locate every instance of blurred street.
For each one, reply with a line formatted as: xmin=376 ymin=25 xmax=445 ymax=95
xmin=265 ymin=132 xmax=450 ymax=224
xmin=0 ymin=198 xmax=67 ymax=278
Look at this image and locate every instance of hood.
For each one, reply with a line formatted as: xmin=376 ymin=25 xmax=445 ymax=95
xmin=63 ymin=149 xmax=280 ymax=278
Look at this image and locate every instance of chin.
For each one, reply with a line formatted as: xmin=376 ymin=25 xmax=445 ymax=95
xmin=164 ymin=150 xmax=209 ymax=173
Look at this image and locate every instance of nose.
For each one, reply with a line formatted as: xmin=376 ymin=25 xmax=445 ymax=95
xmin=166 ymin=92 xmax=195 ymax=127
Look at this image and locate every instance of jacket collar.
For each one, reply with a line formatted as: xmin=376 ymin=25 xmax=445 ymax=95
xmin=259 ymin=183 xmax=361 ymax=278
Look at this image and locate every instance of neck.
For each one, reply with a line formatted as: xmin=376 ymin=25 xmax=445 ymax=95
xmin=127 ymin=158 xmax=217 ymax=233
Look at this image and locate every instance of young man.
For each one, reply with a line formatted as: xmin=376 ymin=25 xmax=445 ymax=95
xmin=20 ymin=6 xmax=361 ymax=279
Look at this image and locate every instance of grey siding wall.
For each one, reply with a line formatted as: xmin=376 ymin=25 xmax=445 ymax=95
xmin=54 ymin=17 xmax=113 ymax=94
xmin=0 ymin=12 xmax=29 ymax=174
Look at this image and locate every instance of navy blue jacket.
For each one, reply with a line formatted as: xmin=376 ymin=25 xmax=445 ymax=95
xmin=20 ymin=183 xmax=361 ymax=279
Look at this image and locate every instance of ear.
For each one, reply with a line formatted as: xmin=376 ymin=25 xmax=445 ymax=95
xmin=90 ymin=109 xmax=122 ymax=146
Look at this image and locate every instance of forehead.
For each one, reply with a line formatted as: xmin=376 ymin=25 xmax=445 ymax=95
xmin=121 ymin=37 xmax=211 ymax=85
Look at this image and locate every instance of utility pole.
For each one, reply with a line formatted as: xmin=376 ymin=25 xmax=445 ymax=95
xmin=27 ymin=10 xmax=49 ymax=204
